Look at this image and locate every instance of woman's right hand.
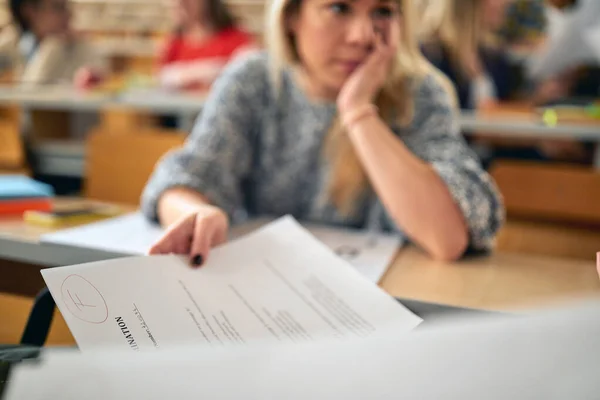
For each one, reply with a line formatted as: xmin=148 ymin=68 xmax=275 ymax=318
xmin=148 ymin=205 xmax=229 ymax=267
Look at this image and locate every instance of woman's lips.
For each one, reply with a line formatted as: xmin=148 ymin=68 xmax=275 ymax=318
xmin=338 ymin=61 xmax=363 ymax=73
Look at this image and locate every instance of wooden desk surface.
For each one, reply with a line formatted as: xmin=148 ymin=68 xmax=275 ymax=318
xmin=381 ymin=247 xmax=600 ymax=311
xmin=1 ymin=200 xmax=599 ymax=312
xmin=0 ymin=84 xmax=206 ymax=114
xmin=0 ymin=199 xmax=136 ymax=267
xmin=460 ymin=103 xmax=600 ymax=141
xmin=479 ymin=102 xmax=600 ymax=126
xmin=2 ymin=209 xmax=600 ymax=346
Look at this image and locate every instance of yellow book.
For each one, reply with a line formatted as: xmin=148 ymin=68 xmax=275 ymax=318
xmin=23 ymin=206 xmax=122 ymax=228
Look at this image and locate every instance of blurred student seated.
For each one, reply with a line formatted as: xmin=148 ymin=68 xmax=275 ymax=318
xmin=498 ymin=0 xmax=546 ymax=54
xmin=500 ymin=0 xmax=594 ymax=104
xmin=417 ymin=0 xmax=593 ymax=166
xmin=419 ymin=0 xmax=537 ymax=109
xmin=0 ymin=0 xmax=107 ymax=87
xmin=504 ymin=0 xmax=599 ymax=162
xmin=526 ymin=0 xmax=600 ymax=100
xmin=157 ymin=0 xmax=258 ymax=92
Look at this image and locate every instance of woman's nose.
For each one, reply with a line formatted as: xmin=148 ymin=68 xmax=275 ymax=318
xmin=345 ymin=16 xmax=376 ymax=47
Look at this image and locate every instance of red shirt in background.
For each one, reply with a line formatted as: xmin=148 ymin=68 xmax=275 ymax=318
xmin=158 ymin=27 xmax=256 ymax=91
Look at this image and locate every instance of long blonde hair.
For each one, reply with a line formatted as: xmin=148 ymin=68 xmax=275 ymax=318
xmin=265 ymin=0 xmax=441 ymax=214
xmin=418 ymin=0 xmax=486 ymax=79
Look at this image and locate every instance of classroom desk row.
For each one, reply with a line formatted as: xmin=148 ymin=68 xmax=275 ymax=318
xmin=1 ymin=86 xmax=599 ymax=179
xmin=1 ymin=85 xmax=598 ymax=136
xmin=0 ymin=86 xmax=206 ymax=115
xmin=0 ymin=199 xmax=599 ymax=312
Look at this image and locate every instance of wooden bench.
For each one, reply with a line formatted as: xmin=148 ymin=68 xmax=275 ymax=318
xmin=492 ymin=161 xmax=600 ymax=260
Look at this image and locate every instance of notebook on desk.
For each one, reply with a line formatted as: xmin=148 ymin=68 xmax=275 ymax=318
xmin=0 ymin=175 xmax=54 ymax=215
xmin=0 ymin=175 xmax=54 ymax=200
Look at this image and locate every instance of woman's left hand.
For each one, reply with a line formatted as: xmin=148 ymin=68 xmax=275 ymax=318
xmin=74 ymin=67 xmax=105 ymax=90
xmin=336 ymin=18 xmax=399 ymax=114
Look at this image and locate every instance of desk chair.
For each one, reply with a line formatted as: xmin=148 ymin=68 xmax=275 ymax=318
xmin=491 ymin=160 xmax=600 ymax=259
xmin=84 ymin=127 xmax=186 ymax=205
xmin=0 ymin=105 xmax=28 ymax=174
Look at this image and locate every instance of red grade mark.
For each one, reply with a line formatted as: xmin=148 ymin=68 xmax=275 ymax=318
xmin=60 ymin=274 xmax=109 ymax=324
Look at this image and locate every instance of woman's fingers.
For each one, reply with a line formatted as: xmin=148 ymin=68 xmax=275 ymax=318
xmin=148 ymin=207 xmax=229 ymax=268
xmin=148 ymin=232 xmax=174 ymax=255
xmin=387 ymin=17 xmax=400 ymax=54
xmin=149 ymin=213 xmax=195 ymax=255
xmin=189 ymin=219 xmax=212 ymax=267
xmin=148 ymin=228 xmax=188 ymax=255
xmin=174 ymin=234 xmax=192 ymax=255
xmin=212 ymin=223 xmax=228 ymax=247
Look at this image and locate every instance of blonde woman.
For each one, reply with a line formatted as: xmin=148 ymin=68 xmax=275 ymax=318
xmin=418 ymin=0 xmax=515 ymax=109
xmin=142 ymin=0 xmax=504 ymax=265
xmin=419 ymin=0 xmax=591 ymax=163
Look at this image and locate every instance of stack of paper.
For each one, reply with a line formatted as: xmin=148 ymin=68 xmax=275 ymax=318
xmin=41 ymin=217 xmax=420 ymax=352
xmin=0 ymin=175 xmax=53 ymax=216
xmin=41 ymin=212 xmax=403 ymax=283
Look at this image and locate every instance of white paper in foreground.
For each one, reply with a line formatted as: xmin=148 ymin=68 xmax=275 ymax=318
xmin=41 ymin=216 xmax=420 ymax=352
xmin=6 ymin=300 xmax=600 ymax=400
xmin=41 ymin=212 xmax=402 ymax=283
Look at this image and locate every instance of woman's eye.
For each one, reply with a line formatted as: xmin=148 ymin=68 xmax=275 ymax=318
xmin=372 ymin=6 xmax=394 ymax=19
xmin=329 ymin=2 xmax=351 ymax=14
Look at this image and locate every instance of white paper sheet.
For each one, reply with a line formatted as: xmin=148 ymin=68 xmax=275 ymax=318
xmin=6 ymin=299 xmax=600 ymax=400
xmin=41 ymin=212 xmax=164 ymax=256
xmin=40 ymin=216 xmax=420 ymax=352
xmin=303 ymin=224 xmax=401 ymax=282
xmin=41 ymin=212 xmax=402 ymax=283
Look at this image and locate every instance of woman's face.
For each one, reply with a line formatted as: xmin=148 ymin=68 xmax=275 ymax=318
xmin=25 ymin=0 xmax=71 ymax=38
xmin=481 ymin=0 xmax=512 ymax=31
xmin=171 ymin=0 xmax=206 ymax=27
xmin=289 ymin=0 xmax=401 ymax=99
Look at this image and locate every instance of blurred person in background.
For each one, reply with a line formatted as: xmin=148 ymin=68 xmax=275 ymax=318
xmin=499 ymin=0 xmax=582 ymax=105
xmin=539 ymin=0 xmax=600 ymax=100
xmin=157 ymin=0 xmax=258 ymax=92
xmin=0 ymin=0 xmax=106 ymax=87
xmin=418 ymin=0 xmax=516 ymax=110
xmin=418 ymin=0 xmax=592 ymax=165
xmin=499 ymin=0 xmax=546 ymax=54
xmin=418 ymin=0 xmax=574 ymax=109
xmin=505 ymin=0 xmax=597 ymax=162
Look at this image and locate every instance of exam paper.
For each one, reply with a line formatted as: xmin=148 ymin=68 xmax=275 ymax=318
xmin=41 ymin=212 xmax=402 ymax=283
xmin=41 ymin=216 xmax=421 ymax=352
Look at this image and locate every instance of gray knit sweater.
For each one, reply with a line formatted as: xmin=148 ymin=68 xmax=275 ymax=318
xmin=141 ymin=51 xmax=504 ymax=251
